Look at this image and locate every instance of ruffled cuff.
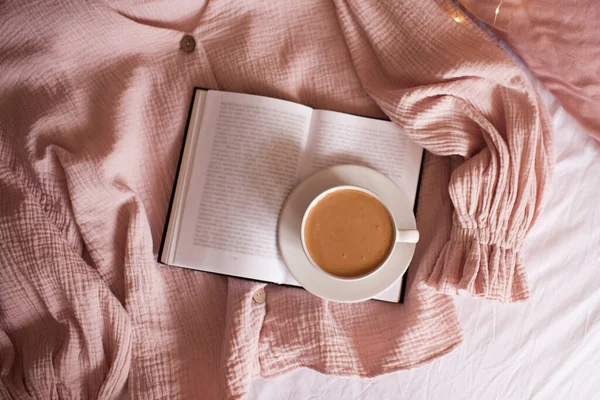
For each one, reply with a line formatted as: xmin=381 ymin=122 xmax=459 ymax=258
xmin=426 ymin=225 xmax=529 ymax=302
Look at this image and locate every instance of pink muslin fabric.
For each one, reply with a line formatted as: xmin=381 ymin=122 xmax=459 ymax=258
xmin=461 ymin=0 xmax=600 ymax=141
xmin=0 ymin=0 xmax=553 ymax=398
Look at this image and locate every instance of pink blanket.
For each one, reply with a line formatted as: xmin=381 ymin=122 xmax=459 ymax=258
xmin=0 ymin=0 xmax=553 ymax=398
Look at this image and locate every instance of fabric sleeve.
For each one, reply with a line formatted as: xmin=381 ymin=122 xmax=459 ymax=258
xmin=334 ymin=0 xmax=554 ymax=302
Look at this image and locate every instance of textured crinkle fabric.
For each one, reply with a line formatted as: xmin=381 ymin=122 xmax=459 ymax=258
xmin=0 ymin=0 xmax=553 ymax=398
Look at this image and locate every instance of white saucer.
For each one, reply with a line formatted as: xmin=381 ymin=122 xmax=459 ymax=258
xmin=278 ymin=165 xmax=417 ymax=303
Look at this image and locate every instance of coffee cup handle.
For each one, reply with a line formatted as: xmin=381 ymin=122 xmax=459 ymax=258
xmin=396 ymin=229 xmax=419 ymax=243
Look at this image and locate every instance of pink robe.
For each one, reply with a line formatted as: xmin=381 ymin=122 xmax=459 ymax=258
xmin=0 ymin=0 xmax=553 ymax=398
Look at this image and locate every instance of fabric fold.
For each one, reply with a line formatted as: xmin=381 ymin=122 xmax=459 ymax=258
xmin=427 ymin=223 xmax=528 ymax=302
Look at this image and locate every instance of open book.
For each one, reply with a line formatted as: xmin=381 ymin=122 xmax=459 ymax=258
xmin=159 ymin=88 xmax=423 ymax=303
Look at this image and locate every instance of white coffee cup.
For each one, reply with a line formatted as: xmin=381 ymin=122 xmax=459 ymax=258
xmin=300 ymin=185 xmax=419 ymax=280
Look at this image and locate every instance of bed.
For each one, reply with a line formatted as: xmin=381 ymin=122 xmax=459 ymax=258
xmin=2 ymin=0 xmax=599 ymax=397
xmin=249 ymin=81 xmax=600 ymax=399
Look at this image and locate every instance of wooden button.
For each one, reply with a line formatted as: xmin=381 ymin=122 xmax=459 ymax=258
xmin=252 ymin=288 xmax=266 ymax=304
xmin=180 ymin=35 xmax=196 ymax=53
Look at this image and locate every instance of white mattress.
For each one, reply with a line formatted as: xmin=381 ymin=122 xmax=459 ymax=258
xmin=249 ymin=83 xmax=600 ymax=398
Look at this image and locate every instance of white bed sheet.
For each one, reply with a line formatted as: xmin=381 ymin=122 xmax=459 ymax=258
xmin=249 ymin=83 xmax=600 ymax=399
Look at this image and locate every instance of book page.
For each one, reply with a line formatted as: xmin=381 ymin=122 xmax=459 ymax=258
xmin=161 ymin=90 xmax=208 ymax=265
xmin=173 ymin=91 xmax=312 ymax=285
xmin=299 ymin=110 xmax=423 ymax=302
xmin=299 ymin=110 xmax=423 ymax=208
